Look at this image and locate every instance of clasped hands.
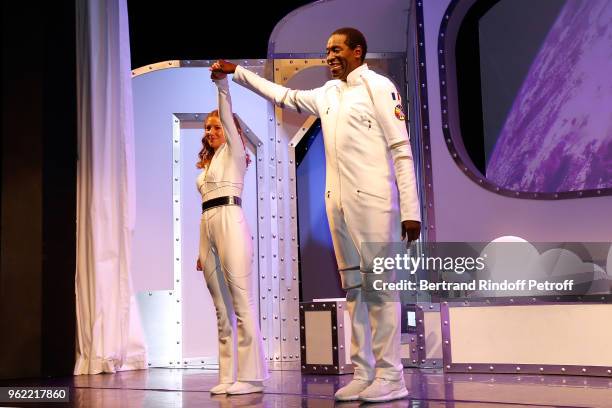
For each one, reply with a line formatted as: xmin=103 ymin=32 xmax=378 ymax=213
xmin=210 ymin=59 xmax=236 ymax=80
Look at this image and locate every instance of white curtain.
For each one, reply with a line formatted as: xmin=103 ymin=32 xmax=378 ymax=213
xmin=74 ymin=0 xmax=147 ymax=374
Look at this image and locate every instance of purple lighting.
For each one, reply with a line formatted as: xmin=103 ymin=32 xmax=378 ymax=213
xmin=487 ymin=0 xmax=612 ymax=193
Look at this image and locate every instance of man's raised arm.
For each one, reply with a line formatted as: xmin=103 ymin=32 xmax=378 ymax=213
xmin=211 ymin=60 xmax=320 ymax=117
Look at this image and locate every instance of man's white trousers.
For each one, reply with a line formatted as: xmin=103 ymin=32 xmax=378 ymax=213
xmin=326 ymin=189 xmax=403 ymax=381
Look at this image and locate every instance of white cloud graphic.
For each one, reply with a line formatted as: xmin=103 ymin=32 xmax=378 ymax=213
xmin=476 ymin=240 xmax=611 ymax=296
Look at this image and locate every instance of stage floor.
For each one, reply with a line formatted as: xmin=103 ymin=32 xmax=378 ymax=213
xmin=2 ymin=368 xmax=612 ymax=407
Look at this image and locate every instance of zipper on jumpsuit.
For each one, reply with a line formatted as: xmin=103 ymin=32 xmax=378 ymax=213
xmin=202 ymin=163 xmax=214 ymax=242
xmin=332 ymin=86 xmax=344 ymax=211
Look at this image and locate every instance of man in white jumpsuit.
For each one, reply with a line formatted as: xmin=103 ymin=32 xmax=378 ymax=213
xmin=213 ymin=27 xmax=420 ymax=402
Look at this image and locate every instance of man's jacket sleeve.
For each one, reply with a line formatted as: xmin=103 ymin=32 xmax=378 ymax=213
xmin=367 ymin=76 xmax=421 ymax=222
xmin=233 ymin=65 xmax=320 ymax=117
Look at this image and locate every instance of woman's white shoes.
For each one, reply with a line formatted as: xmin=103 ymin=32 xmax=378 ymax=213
xmin=210 ymin=383 xmax=233 ymax=394
xmin=225 ymin=381 xmax=264 ymax=395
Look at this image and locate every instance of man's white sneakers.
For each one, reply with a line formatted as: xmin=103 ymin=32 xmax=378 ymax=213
xmin=225 ymin=381 xmax=265 ymax=395
xmin=358 ymin=377 xmax=409 ymax=402
xmin=209 ymin=383 xmax=233 ymax=394
xmin=334 ymin=379 xmax=373 ymax=401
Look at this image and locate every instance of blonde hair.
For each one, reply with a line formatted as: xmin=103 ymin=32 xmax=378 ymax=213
xmin=196 ymin=110 xmax=251 ymax=169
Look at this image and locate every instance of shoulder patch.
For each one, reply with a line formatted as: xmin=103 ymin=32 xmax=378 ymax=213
xmin=394 ymin=104 xmax=406 ymax=121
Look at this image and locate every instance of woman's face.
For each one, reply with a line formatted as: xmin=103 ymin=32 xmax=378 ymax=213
xmin=204 ymin=116 xmax=226 ymax=151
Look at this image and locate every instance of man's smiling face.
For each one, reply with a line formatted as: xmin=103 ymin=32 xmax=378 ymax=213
xmin=326 ymin=34 xmax=363 ymax=81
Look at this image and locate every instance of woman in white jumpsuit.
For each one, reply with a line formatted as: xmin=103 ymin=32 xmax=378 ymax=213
xmin=195 ymin=71 xmax=268 ymax=395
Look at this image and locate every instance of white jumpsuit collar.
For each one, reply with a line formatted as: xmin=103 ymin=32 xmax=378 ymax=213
xmin=346 ymin=63 xmax=369 ymax=87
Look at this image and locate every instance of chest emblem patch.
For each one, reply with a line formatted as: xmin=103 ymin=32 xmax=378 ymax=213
xmin=394 ymin=104 xmax=406 ymax=121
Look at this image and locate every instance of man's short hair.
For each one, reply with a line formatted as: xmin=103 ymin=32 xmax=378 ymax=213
xmin=331 ymin=27 xmax=368 ymax=62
